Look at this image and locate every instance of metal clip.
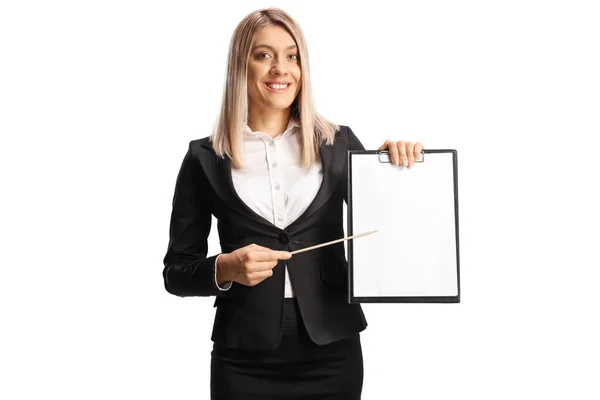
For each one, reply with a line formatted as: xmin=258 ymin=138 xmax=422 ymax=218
xmin=378 ymin=150 xmax=425 ymax=163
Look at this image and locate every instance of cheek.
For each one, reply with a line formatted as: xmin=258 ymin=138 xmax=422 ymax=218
xmin=247 ymin=64 xmax=260 ymax=80
xmin=247 ymin=72 xmax=261 ymax=92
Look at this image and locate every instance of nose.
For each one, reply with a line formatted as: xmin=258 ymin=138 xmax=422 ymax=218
xmin=270 ymin=56 xmax=288 ymax=76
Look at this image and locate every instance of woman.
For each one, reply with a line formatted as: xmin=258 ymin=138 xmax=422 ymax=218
xmin=162 ymin=7 xmax=423 ymax=399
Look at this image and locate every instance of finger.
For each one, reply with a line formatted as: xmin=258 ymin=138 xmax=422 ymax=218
xmin=387 ymin=141 xmax=399 ymax=165
xmin=245 ymin=269 xmax=274 ymax=286
xmin=249 ymin=243 xmax=271 ymax=252
xmin=249 ymin=259 xmax=279 ymax=273
xmin=378 ymin=139 xmax=390 ymax=151
xmin=241 ymin=255 xmax=277 ymax=274
xmin=277 ymin=250 xmax=292 ymax=259
xmin=405 ymin=141 xmax=415 ymax=168
xmin=252 ymin=249 xmax=291 ymax=262
xmin=396 ymin=141 xmax=407 ymax=166
xmin=414 ymin=142 xmax=424 ymax=162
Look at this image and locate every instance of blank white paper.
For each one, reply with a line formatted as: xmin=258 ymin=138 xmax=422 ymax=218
xmin=350 ymin=152 xmax=459 ymax=298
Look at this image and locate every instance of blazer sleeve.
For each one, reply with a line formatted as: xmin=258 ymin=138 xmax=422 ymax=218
xmin=344 ymin=126 xmax=365 ymax=205
xmin=162 ymin=141 xmax=234 ymax=297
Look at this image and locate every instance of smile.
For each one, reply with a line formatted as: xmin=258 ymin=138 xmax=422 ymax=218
xmin=264 ymin=83 xmax=291 ymax=92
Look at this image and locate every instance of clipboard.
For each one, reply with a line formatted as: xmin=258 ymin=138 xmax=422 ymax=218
xmin=347 ymin=149 xmax=460 ymax=303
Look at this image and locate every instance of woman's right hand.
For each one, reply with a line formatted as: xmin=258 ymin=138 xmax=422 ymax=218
xmin=217 ymin=244 xmax=292 ymax=287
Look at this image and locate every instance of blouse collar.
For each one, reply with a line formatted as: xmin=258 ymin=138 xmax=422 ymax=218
xmin=243 ymin=117 xmax=300 ymax=139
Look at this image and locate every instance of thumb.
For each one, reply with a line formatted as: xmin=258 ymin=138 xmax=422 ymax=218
xmin=378 ymin=139 xmax=390 ymax=151
xmin=278 ymin=251 xmax=292 ymax=259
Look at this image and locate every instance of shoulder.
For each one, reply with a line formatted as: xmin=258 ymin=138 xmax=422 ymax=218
xmin=332 ymin=125 xmax=351 ymax=141
xmin=336 ymin=125 xmax=364 ymax=151
xmin=179 ymin=136 xmax=214 ymax=183
xmin=334 ymin=125 xmax=359 ymax=143
xmin=184 ymin=136 xmax=215 ymax=160
xmin=319 ymin=124 xmax=359 ymax=148
xmin=337 ymin=125 xmax=348 ymax=137
xmin=177 ymin=136 xmax=214 ymax=167
xmin=189 ymin=136 xmax=212 ymax=151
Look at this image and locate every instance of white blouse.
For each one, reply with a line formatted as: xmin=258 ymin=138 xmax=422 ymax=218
xmin=214 ymin=118 xmax=323 ymax=298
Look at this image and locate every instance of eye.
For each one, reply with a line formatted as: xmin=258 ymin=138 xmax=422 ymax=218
xmin=289 ymin=54 xmax=299 ymax=61
xmin=257 ymin=52 xmax=272 ymax=59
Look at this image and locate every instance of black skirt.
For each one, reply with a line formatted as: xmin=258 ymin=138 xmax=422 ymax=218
xmin=210 ymin=297 xmax=363 ymax=400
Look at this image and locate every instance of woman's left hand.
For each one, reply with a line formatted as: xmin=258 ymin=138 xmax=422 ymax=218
xmin=378 ymin=139 xmax=424 ymax=168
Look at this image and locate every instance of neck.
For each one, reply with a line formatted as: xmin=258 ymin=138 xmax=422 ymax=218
xmin=248 ymin=106 xmax=292 ymax=138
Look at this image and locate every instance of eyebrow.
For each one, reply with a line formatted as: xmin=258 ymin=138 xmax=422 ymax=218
xmin=252 ymin=44 xmax=298 ymax=51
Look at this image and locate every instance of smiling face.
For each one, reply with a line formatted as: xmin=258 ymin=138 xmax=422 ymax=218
xmin=247 ymin=25 xmax=302 ymax=113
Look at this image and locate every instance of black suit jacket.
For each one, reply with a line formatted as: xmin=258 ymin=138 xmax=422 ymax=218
xmin=162 ymin=125 xmax=368 ymax=350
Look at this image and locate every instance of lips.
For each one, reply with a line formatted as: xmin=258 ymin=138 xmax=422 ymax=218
xmin=264 ymin=82 xmax=292 ymax=92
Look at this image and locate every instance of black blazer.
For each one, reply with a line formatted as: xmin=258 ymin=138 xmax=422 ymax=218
xmin=162 ymin=125 xmax=368 ymax=350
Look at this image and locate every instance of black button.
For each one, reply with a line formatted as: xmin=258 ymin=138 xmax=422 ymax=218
xmin=278 ymin=232 xmax=289 ymax=244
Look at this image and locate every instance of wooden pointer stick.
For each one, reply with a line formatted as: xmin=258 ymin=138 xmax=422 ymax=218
xmin=289 ymin=230 xmax=378 ymax=255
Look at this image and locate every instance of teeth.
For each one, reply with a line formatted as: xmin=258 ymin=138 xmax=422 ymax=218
xmin=267 ymin=83 xmax=289 ymax=89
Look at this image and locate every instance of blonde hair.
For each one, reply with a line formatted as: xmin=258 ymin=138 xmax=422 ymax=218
xmin=210 ymin=7 xmax=340 ymax=171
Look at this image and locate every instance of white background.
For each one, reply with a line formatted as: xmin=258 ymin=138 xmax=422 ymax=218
xmin=1 ymin=1 xmax=599 ymax=399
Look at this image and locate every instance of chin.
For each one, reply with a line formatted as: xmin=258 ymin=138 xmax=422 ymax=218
xmin=265 ymin=101 xmax=294 ymax=109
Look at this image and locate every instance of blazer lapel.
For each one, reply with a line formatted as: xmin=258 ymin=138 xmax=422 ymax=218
xmin=199 ymin=140 xmax=277 ymax=230
xmin=286 ymin=133 xmax=348 ymax=231
xmin=198 ymin=131 xmax=348 ymax=232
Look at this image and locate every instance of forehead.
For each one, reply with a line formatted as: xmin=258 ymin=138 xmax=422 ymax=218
xmin=252 ymin=25 xmax=296 ymax=48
